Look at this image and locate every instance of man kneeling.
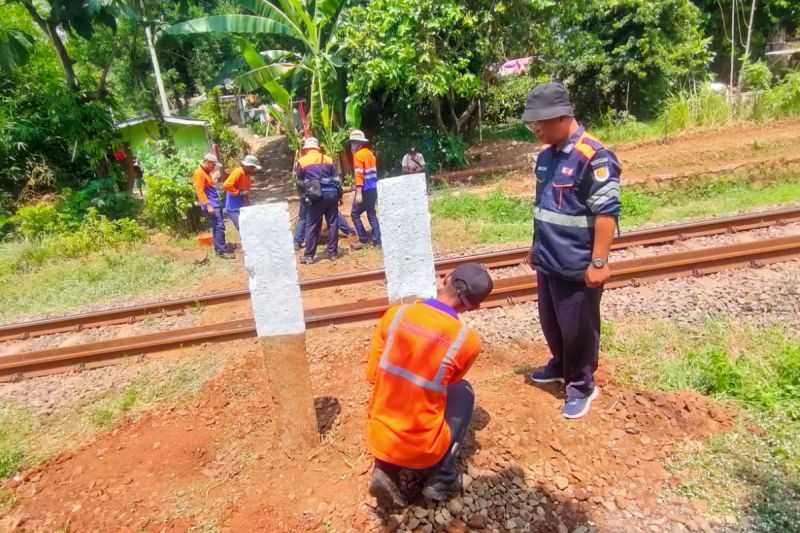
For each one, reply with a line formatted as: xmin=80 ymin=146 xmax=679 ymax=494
xmin=366 ymin=263 xmax=493 ymax=507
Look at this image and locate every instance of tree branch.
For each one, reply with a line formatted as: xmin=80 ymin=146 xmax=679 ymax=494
xmin=18 ymin=0 xmax=80 ymax=93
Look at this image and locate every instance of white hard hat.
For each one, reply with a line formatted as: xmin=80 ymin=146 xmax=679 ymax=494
xmin=203 ymin=153 xmax=219 ymax=164
xmin=349 ymin=129 xmax=369 ymax=143
xmin=241 ymin=154 xmax=262 ymax=170
xmin=303 ymin=137 xmax=320 ymax=150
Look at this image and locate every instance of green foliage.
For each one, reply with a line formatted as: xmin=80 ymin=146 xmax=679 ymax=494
xmin=533 ymin=0 xmax=712 ymax=120
xmin=435 ymin=132 xmax=469 ymax=169
xmin=0 ymin=407 xmax=33 ymax=479
xmin=605 ymin=318 xmax=800 ymax=529
xmin=752 ymin=72 xmax=800 ymax=121
xmin=659 ymin=84 xmax=732 ymax=133
xmin=742 ymin=61 xmax=774 ymax=92
xmin=194 ymin=87 xmax=247 ymax=166
xmin=483 ymin=76 xmax=538 ymax=125
xmin=142 ymin=175 xmax=196 ymax=233
xmin=0 ymin=27 xmax=34 ymax=71
xmin=136 ymin=141 xmax=198 ymax=233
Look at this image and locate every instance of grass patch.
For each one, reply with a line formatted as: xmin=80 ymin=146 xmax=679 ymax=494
xmin=0 ymin=245 xmax=227 ymax=323
xmin=604 ymin=318 xmax=800 ymax=531
xmin=429 ymin=173 xmax=800 ymax=245
xmin=0 ymin=407 xmax=33 ymax=479
xmin=0 ymin=355 xmax=219 ymax=481
xmin=83 ymin=359 xmax=217 ymax=430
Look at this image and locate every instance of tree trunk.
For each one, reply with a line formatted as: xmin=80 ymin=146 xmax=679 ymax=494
xmin=455 ymin=99 xmax=479 ymax=134
xmin=431 ymin=95 xmax=447 ymax=131
xmin=19 ymin=1 xmax=79 ymax=93
xmin=737 ymin=0 xmax=758 ymax=91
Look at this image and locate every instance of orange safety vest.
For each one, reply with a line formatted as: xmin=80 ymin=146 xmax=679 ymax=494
xmin=366 ymin=302 xmax=481 ymax=469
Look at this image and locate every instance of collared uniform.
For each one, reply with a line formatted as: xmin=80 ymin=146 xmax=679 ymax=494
xmin=192 ymin=166 xmax=226 ymax=254
xmin=297 ymin=150 xmax=341 ymax=259
xmin=367 ymin=299 xmax=479 ymax=482
xmin=531 ymin=125 xmax=621 ymax=399
xmin=223 ymin=166 xmax=252 ymax=231
xmin=352 ymin=146 xmax=381 ymax=245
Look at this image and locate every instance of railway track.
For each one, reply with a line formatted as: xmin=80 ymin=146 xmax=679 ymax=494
xmin=2 ymin=206 xmax=799 ymax=342
xmin=2 ymin=233 xmax=799 ymax=381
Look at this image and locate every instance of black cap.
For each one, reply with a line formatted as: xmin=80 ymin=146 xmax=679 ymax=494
xmin=450 ymin=263 xmax=494 ymax=309
xmin=521 ymin=82 xmax=574 ymax=122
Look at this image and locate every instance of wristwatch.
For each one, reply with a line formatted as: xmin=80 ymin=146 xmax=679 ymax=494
xmin=591 ymin=258 xmax=608 ymax=268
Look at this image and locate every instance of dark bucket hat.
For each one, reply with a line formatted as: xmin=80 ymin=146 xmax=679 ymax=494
xmin=521 ymin=82 xmax=575 ymax=122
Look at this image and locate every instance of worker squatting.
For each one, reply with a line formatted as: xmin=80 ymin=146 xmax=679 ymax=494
xmin=193 ymin=82 xmax=622 ymax=508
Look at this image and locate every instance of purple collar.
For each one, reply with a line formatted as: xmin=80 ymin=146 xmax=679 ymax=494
xmin=424 ymin=298 xmax=459 ymax=318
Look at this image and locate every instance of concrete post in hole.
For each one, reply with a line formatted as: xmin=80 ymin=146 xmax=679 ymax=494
xmin=377 ymin=173 xmax=437 ymax=302
xmin=239 ymin=202 xmax=318 ymax=452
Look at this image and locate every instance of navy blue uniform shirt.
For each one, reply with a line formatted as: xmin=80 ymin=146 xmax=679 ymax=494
xmin=532 ymin=125 xmax=622 ymax=281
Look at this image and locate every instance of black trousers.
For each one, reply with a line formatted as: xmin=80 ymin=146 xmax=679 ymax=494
xmin=375 ymin=380 xmax=474 ymax=487
xmin=304 ymin=192 xmax=340 ymax=258
xmin=537 ymin=270 xmax=603 ymax=399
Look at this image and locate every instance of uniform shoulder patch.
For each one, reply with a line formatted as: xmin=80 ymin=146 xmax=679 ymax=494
xmin=593 ymin=166 xmax=610 ymax=182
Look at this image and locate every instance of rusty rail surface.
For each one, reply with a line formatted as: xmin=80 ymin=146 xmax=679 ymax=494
xmin=2 ymin=234 xmax=799 ymax=381
xmin=1 ymin=206 xmax=798 ymax=343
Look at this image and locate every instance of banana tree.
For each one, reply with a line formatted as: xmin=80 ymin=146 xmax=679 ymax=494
xmin=165 ymin=0 xmax=358 ymax=153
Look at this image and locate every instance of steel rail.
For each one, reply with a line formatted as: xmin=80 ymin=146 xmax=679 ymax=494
xmin=2 ymin=234 xmax=798 ymax=381
xmin=1 ymin=206 xmax=798 ymax=342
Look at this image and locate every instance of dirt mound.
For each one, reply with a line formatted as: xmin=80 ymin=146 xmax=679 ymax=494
xmin=3 ymin=335 xmax=734 ymax=532
xmin=442 ymin=118 xmax=800 ymax=186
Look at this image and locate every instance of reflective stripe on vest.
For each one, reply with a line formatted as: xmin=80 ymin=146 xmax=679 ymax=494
xmin=378 ymin=305 xmax=469 ymax=393
xmin=534 ymin=206 xmax=595 ymax=228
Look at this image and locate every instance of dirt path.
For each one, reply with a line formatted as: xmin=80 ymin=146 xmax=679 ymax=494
xmin=449 ymin=118 xmax=800 ymax=187
xmin=2 ymin=322 xmax=733 ymax=532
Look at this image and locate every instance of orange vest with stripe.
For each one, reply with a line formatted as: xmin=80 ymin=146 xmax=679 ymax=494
xmin=366 ymin=302 xmax=481 ymax=469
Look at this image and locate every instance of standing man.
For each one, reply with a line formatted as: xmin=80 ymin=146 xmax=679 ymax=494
xmin=522 ymin=82 xmax=621 ymax=419
xmin=366 ymin=263 xmax=493 ymax=507
xmin=349 ymin=130 xmax=381 ymax=249
xmin=223 ymin=154 xmax=262 ymax=231
xmin=193 ymin=153 xmax=233 ymax=259
xmin=401 ymin=146 xmax=426 ymax=175
xmin=296 ymin=137 xmax=342 ymax=264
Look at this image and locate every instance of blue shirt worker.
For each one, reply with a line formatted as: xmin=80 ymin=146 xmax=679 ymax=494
xmin=349 ymin=129 xmax=381 ymax=249
xmin=522 ymin=82 xmax=621 ymax=419
xmin=223 ymin=154 xmax=261 ymax=232
xmin=192 ymin=153 xmax=233 ymax=259
xmin=296 ymin=137 xmax=342 ymax=264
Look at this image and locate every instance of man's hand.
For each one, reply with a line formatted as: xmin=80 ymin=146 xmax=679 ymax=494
xmin=355 ymin=189 xmax=363 ymax=205
xmin=585 ymin=263 xmax=611 ymax=288
xmin=206 ymin=205 xmax=215 ymax=215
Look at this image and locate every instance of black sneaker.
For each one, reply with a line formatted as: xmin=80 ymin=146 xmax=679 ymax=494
xmin=300 ymin=256 xmax=315 ymax=265
xmin=215 ymin=251 xmax=235 ymax=260
xmin=350 ymin=241 xmax=369 ymax=250
xmin=369 ymin=468 xmax=407 ymax=508
xmin=294 ymin=242 xmax=303 ymax=251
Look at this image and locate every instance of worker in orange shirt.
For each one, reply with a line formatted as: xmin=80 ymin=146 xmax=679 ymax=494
xmin=349 ymin=130 xmax=381 ymax=249
xmin=223 ymin=154 xmax=262 ymax=231
xmin=366 ymin=263 xmax=494 ymax=507
xmin=193 ymin=153 xmax=232 ymax=259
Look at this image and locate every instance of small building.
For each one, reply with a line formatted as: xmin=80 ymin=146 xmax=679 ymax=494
xmin=115 ymin=115 xmax=210 ymax=158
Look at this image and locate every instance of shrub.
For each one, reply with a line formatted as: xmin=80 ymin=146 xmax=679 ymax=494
xmin=742 ymin=61 xmax=774 ymax=92
xmin=142 ymin=174 xmax=196 ymax=233
xmin=483 ymin=76 xmax=538 ymax=124
xmin=752 ymin=72 xmax=800 ymax=121
xmin=659 ymin=84 xmax=732 ymax=133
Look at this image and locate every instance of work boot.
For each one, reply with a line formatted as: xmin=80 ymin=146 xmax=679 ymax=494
xmin=421 ymin=475 xmax=461 ymax=502
xmin=369 ymin=468 xmax=407 ymax=508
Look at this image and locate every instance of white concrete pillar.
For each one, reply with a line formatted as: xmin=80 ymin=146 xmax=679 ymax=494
xmin=377 ymin=173 xmax=437 ymax=302
xmin=239 ymin=203 xmax=317 ymax=452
